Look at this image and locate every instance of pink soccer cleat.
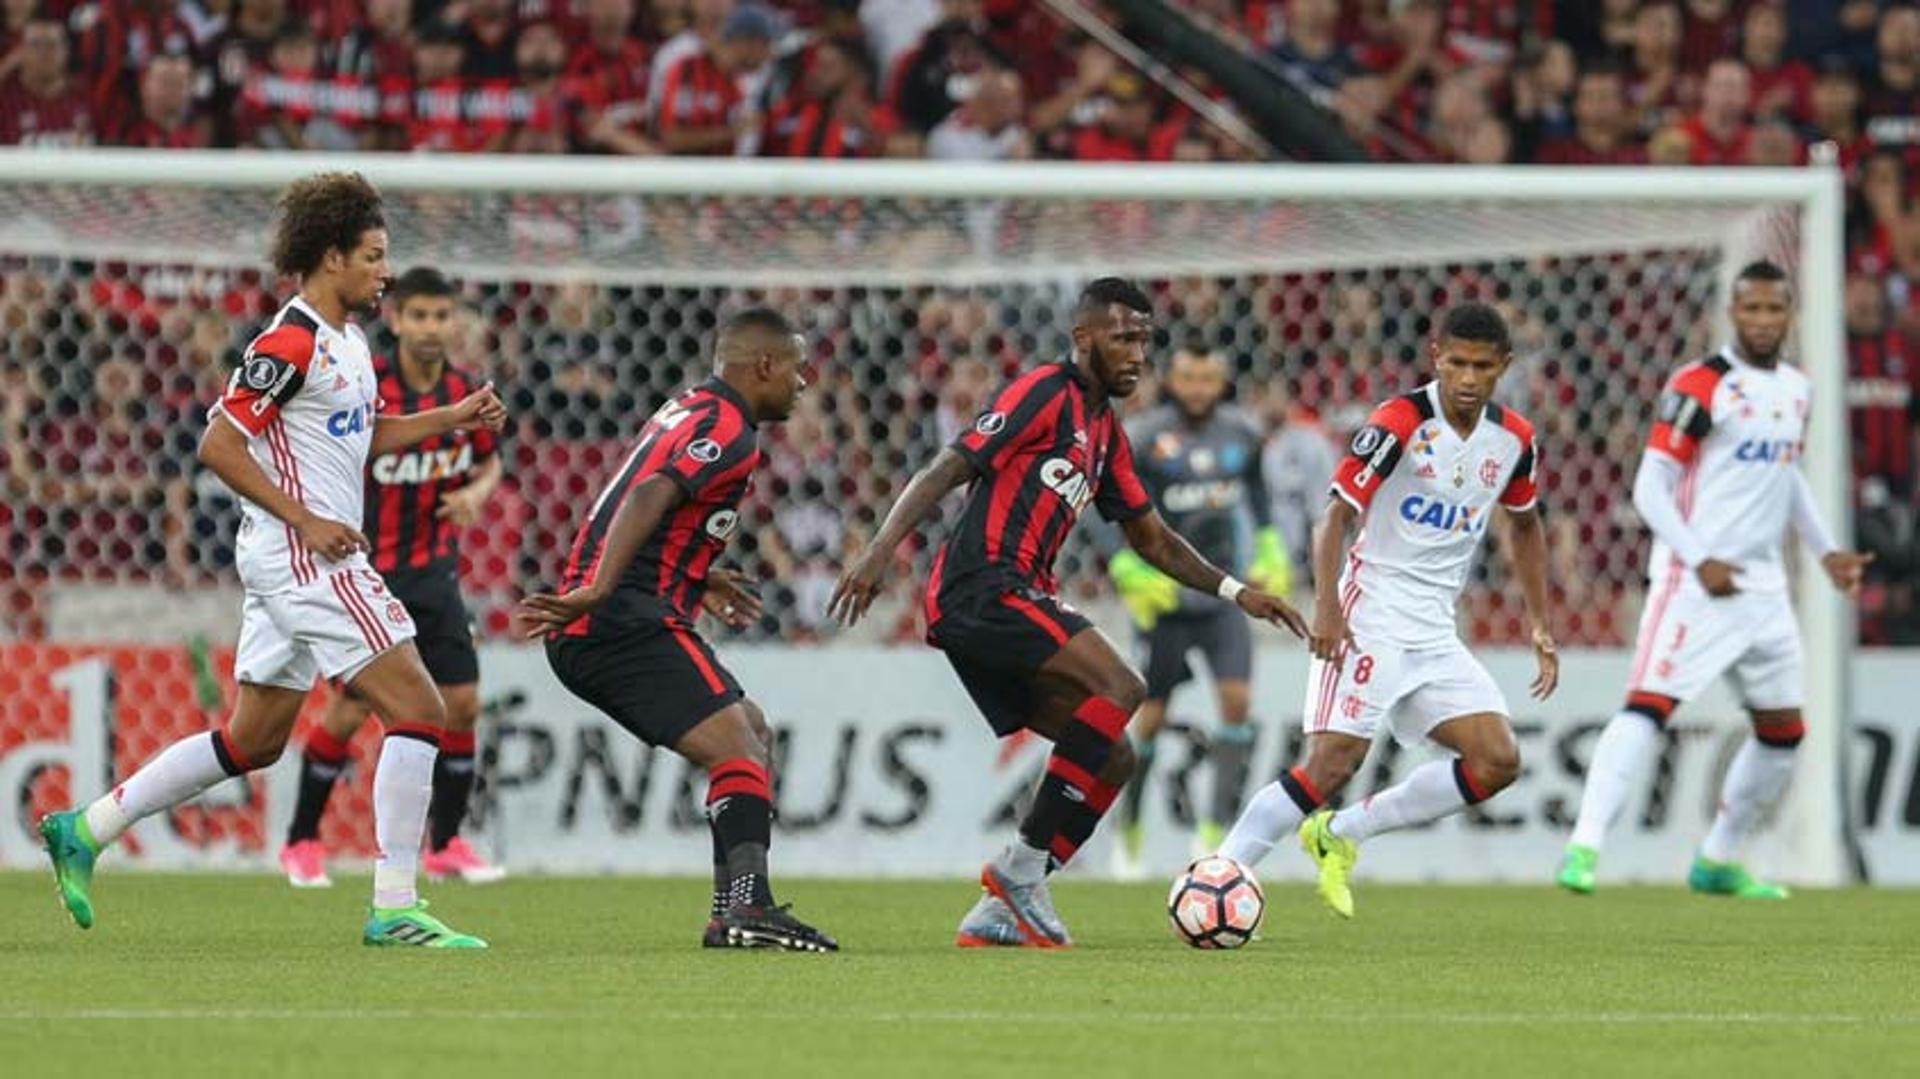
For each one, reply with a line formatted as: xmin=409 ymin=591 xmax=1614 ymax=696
xmin=422 ymin=836 xmax=508 ymax=884
xmin=279 ymin=839 xmax=332 ymax=889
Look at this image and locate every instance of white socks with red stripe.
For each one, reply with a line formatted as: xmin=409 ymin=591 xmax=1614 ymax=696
xmin=1219 ymin=768 xmax=1324 ymax=867
xmin=372 ymin=735 xmax=438 ymax=910
xmin=1569 ymin=711 xmax=1663 ymax=850
xmin=1699 ymin=736 xmax=1797 ymax=864
xmin=1328 ymin=759 xmax=1476 ymax=844
xmin=83 ymin=731 xmax=235 ymax=850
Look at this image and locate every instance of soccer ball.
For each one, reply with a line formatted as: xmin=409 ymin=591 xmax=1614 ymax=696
xmin=1168 ymin=856 xmax=1265 ymax=949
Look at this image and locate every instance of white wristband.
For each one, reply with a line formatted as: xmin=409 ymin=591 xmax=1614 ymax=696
xmin=1216 ymin=575 xmax=1247 ymax=602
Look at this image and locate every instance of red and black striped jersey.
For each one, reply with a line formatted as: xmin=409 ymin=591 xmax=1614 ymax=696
xmin=555 ymin=377 xmax=760 ymax=636
xmin=931 ymin=360 xmax=1152 ymax=600
xmin=1849 ymin=327 xmax=1917 ymax=492
xmin=364 ymin=356 xmax=498 ymax=575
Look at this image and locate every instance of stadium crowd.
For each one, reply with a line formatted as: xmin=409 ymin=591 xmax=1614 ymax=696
xmin=2 ymin=0 xmax=1919 ymax=645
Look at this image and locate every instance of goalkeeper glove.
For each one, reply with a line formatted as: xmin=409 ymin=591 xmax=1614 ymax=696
xmin=1109 ymin=549 xmax=1181 ymax=630
xmin=1248 ymin=527 xmax=1292 ymax=597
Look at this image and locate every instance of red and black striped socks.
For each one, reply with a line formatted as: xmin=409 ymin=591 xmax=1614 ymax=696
xmin=1018 ymin=696 xmax=1131 ymax=873
xmin=707 ymin=757 xmax=775 ymax=910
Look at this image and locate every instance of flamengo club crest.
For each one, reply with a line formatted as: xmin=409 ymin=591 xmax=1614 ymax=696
xmin=1480 ymin=457 xmax=1502 ymax=487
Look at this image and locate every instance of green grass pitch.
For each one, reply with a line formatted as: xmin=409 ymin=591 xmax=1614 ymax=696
xmin=1 ymin=872 xmax=1914 ymax=1078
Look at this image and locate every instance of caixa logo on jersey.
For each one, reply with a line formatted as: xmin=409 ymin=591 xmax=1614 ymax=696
xmin=372 ymin=444 xmax=473 ymax=484
xmin=326 ymin=402 xmax=377 ymax=438
xmin=1733 ymin=438 xmax=1803 ymax=464
xmin=1399 ymin=494 xmax=1484 ymax=534
xmin=1040 ymin=458 xmax=1095 ymax=511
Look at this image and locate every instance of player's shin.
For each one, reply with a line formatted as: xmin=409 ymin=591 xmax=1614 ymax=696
xmin=1219 ymin=766 xmax=1324 ymax=866
xmin=85 ymin=728 xmax=251 ymax=850
xmin=1208 ymin=723 xmax=1258 ymax=828
xmin=428 ymin=728 xmax=477 ymax=852
xmin=1699 ymin=724 xmax=1802 ymax=864
xmin=372 ymin=725 xmax=440 ymax=911
xmin=1329 ymin=758 xmax=1493 ymax=843
xmin=287 ymin=726 xmax=352 ymax=845
xmin=1568 ymin=708 xmax=1664 ymax=852
xmin=707 ymin=758 xmax=776 ymax=909
xmin=1016 ymin=696 xmax=1132 ymax=875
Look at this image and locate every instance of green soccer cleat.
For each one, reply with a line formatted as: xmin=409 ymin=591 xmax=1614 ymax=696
xmin=1688 ymin=858 xmax=1790 ymax=900
xmin=363 ymin=901 xmax=489 ymax=949
xmin=39 ymin=810 xmax=99 ymax=930
xmin=1298 ymin=809 xmax=1357 ymax=919
xmin=1556 ymin=844 xmax=1598 ymax=895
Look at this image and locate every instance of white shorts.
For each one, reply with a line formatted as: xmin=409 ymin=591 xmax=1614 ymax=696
xmin=233 ymin=568 xmax=417 ymax=691
xmin=1628 ymin=578 xmax=1802 ymax=710
xmin=1301 ymin=634 xmax=1508 ymax=745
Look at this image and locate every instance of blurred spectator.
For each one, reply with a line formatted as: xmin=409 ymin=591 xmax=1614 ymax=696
xmin=0 ymin=18 xmax=95 ymax=146
xmin=1555 ymin=0 xmax=1642 ymax=62
xmin=1846 ymin=271 xmax=1918 ymax=499
xmin=1461 ymin=115 xmax=1509 ymax=164
xmin=1864 ymin=5 xmax=1920 ymax=172
xmin=0 ymin=0 xmax=34 ymax=83
xmin=505 ymin=20 xmax=574 ymax=154
xmin=1787 ymin=0 xmax=1883 ymax=69
xmin=1848 ymin=152 xmax=1919 ymax=279
xmin=239 ymin=24 xmax=361 ymax=150
xmin=654 ymin=2 xmax=774 ymax=155
xmin=1025 ymin=39 xmax=1115 ymax=143
xmin=1627 ymin=1 xmax=1684 ymax=130
xmin=112 ymin=51 xmax=210 ymax=147
xmin=1510 ymin=38 xmax=1576 ymax=149
xmin=1745 ymin=119 xmax=1801 ymax=166
xmin=927 ymin=64 xmax=1025 ymax=161
xmin=1679 ymin=0 xmax=1741 ymax=74
xmin=407 ymin=21 xmax=474 ymax=151
xmin=1678 ymin=57 xmax=1752 ymax=165
xmin=568 ymin=0 xmax=659 ymax=155
xmin=1538 ymin=64 xmax=1647 ymax=165
xmin=1427 ymin=70 xmax=1489 ymax=162
xmin=1069 ymin=73 xmax=1176 ymax=162
xmin=1809 ymin=55 xmax=1871 ymax=171
xmin=1646 ymin=122 xmax=1695 ymax=165
xmin=649 ymin=0 xmax=733 ymax=112
xmin=1741 ymin=2 xmax=1813 ymax=123
xmin=201 ymin=0 xmax=288 ymax=146
xmin=892 ymin=0 xmax=1007 ymax=133
xmin=759 ymin=34 xmax=885 ymax=157
xmin=72 ymin=0 xmax=195 ymax=123
xmin=862 ymin=0 xmax=939 ymax=83
xmin=454 ymin=0 xmax=520 ymax=80
xmin=1267 ymin=0 xmax=1354 ymax=104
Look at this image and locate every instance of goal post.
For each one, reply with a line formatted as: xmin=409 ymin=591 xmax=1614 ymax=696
xmin=0 ymin=150 xmax=1851 ymax=883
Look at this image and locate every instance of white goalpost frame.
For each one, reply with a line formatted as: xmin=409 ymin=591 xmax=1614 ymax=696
xmin=0 ymin=151 xmax=1853 ymax=884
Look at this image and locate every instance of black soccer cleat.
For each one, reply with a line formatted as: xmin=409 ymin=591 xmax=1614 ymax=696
xmin=706 ymin=903 xmax=839 ymax=953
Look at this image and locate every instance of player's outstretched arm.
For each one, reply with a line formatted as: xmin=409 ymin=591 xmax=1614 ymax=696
xmin=517 ymin=473 xmax=683 ymax=637
xmin=1119 ymin=509 xmax=1308 ymax=638
xmin=829 ymin=447 xmax=978 ymax=626
xmin=199 ymin=416 xmax=368 ymax=560
xmin=370 ymin=382 xmax=506 ymax=455
xmin=1501 ymin=505 xmax=1559 ymax=699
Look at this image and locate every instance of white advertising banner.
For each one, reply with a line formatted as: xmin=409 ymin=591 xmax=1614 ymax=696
xmin=4 ymin=645 xmax=1918 ymax=884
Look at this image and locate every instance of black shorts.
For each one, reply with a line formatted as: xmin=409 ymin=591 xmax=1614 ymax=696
xmin=928 ymin=581 xmax=1093 ymax=737
xmin=384 ymin=565 xmax=478 ymax=686
xmin=1139 ymin=603 xmax=1253 ymax=700
xmin=544 ymin=622 xmax=744 ymax=748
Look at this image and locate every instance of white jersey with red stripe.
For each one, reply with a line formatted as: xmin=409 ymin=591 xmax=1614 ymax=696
xmin=210 ymin=296 xmax=383 ymax=596
xmin=1643 ymin=347 xmax=1811 ymax=595
xmin=1328 ymin=383 xmax=1540 ymax=649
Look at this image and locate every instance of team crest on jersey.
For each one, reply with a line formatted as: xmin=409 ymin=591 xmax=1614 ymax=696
xmin=687 ymin=438 xmax=722 ymax=463
xmin=705 ymin=508 xmax=740 ymax=540
xmin=975 ymin=412 xmax=1006 ymax=436
xmin=1479 ymin=457 xmax=1502 ymax=487
xmin=386 ymin=600 xmax=408 ymax=625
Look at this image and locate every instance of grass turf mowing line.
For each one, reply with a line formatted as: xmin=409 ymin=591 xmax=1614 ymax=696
xmin=1 ymin=872 xmax=1914 ymax=1078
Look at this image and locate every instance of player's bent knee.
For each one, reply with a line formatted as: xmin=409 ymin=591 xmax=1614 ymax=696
xmin=1473 ymin=744 xmax=1522 ymax=793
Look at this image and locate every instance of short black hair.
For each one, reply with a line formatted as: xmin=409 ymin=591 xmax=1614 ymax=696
xmin=1735 ymin=259 xmax=1788 ymax=286
xmin=1076 ymin=277 xmax=1152 ymax=322
xmin=388 ymin=266 xmax=456 ymax=308
xmin=1438 ymin=302 xmax=1511 ymax=353
xmin=270 ymin=171 xmax=385 ymax=278
xmin=717 ymin=306 xmax=798 ymax=360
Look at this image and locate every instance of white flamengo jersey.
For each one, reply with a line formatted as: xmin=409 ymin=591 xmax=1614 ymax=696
xmin=1644 ymin=347 xmax=1811 ymax=594
xmin=210 ymin=296 xmax=383 ymax=595
xmin=1328 ymin=382 xmax=1540 ymax=648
